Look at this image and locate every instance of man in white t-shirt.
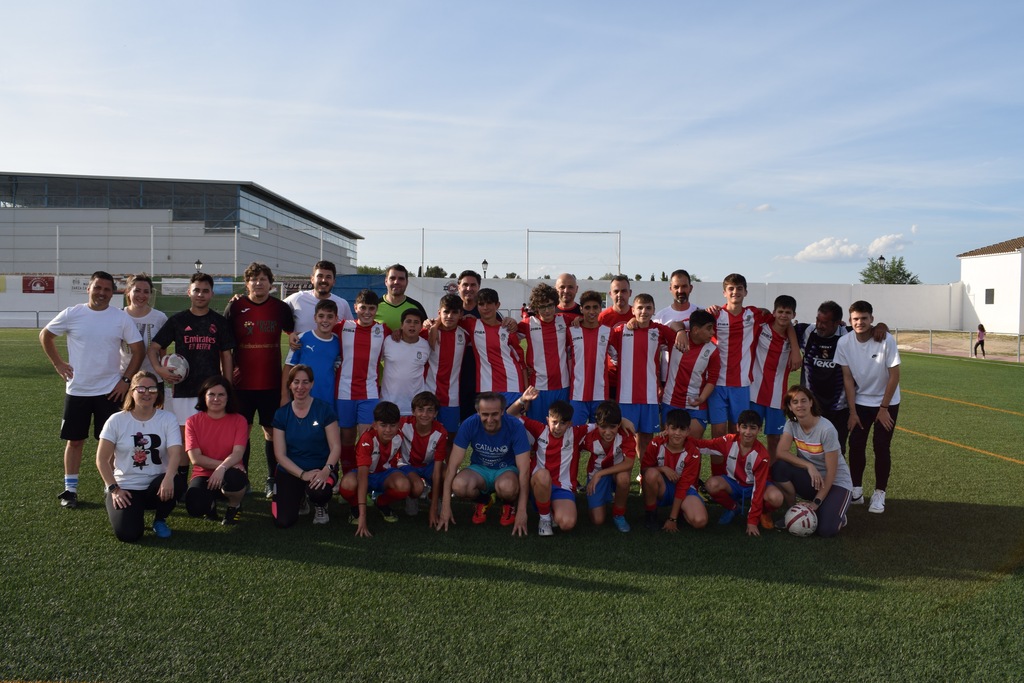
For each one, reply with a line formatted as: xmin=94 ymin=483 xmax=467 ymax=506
xmin=381 ymin=309 xmax=430 ymax=415
xmin=285 ymin=260 xmax=354 ymax=335
xmin=40 ymin=271 xmax=145 ymax=508
xmin=653 ymin=269 xmax=700 ymax=382
xmin=834 ymin=300 xmax=901 ymax=515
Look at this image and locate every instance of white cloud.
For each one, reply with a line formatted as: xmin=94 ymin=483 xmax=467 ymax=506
xmin=867 ymin=233 xmax=911 ymax=255
xmin=754 ymin=203 xmax=774 ymax=212
xmin=911 ymin=224 xmax=919 ymax=234
xmin=792 ymin=237 xmax=865 ymax=262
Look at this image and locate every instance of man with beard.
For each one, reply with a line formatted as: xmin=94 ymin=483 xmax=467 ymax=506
xmin=285 ymin=260 xmax=353 ymax=335
xmin=375 ymin=263 xmax=426 ymax=330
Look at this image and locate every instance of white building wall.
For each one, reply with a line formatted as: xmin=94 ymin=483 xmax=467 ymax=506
xmin=959 ymin=253 xmax=1024 ymax=335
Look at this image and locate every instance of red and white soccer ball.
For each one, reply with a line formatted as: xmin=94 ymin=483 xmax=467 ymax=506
xmin=160 ymin=353 xmax=190 ymax=381
xmin=784 ymin=503 xmax=818 ymax=537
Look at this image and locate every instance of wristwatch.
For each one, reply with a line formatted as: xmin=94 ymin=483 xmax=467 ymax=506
xmin=813 ymin=497 xmax=823 ymax=506
xmin=106 ymin=483 xmax=120 ymax=494
xmin=121 ymin=376 xmax=131 ymax=384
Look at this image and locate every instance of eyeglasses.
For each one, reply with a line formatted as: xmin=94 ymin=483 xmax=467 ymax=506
xmin=133 ymin=386 xmax=160 ymax=394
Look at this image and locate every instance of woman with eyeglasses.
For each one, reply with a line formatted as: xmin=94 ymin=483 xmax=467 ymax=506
xmin=184 ymin=375 xmax=249 ymax=526
xmin=96 ymin=371 xmax=184 ymax=542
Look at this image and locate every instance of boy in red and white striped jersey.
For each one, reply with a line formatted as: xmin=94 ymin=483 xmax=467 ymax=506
xmin=424 ymin=294 xmax=469 ymax=435
xmin=396 ymin=391 xmax=448 ymax=525
xmin=459 ymin=288 xmax=526 ymax=407
xmin=749 ymin=295 xmax=797 ymax=457
xmin=662 ymin=309 xmax=720 ymax=438
xmin=567 ymin=290 xmax=612 ymax=425
xmin=516 ymin=283 xmax=570 ymax=421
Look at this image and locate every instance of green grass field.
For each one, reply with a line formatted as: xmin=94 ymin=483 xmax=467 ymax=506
xmin=2 ymin=330 xmax=1024 ymax=682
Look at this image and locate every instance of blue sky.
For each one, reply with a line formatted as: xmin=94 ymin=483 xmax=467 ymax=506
xmin=3 ymin=1 xmax=1023 ymax=283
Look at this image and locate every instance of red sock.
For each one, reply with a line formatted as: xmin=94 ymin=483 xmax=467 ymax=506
xmin=536 ymin=500 xmax=551 ymax=516
xmin=612 ymin=506 xmax=626 ymax=517
xmin=377 ymin=489 xmax=408 ymax=507
xmin=710 ymin=490 xmax=738 ymax=510
xmin=339 ymin=487 xmax=358 ymax=507
xmin=340 ymin=445 xmax=356 ymax=472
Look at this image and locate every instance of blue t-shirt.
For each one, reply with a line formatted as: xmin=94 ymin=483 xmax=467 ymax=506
xmin=272 ymin=398 xmax=338 ymax=470
xmin=285 ymin=331 xmax=339 ymax=405
xmin=454 ymin=414 xmax=531 ymax=469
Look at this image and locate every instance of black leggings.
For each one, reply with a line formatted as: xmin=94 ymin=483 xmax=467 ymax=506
xmin=185 ymin=468 xmax=249 ymax=517
xmin=770 ymin=460 xmax=851 ymax=538
xmin=273 ymin=468 xmax=335 ymax=529
xmin=974 ymin=340 xmax=985 ymax=357
xmin=847 ymin=403 xmax=900 ymax=492
xmin=105 ymin=477 xmax=177 ymax=543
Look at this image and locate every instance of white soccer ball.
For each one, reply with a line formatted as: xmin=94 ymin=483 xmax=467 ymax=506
xmin=784 ymin=503 xmax=818 ymax=537
xmin=160 ymin=353 xmax=190 ymax=381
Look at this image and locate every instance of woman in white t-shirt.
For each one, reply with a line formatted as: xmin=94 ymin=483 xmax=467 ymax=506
xmin=771 ymin=385 xmax=853 ymax=538
xmin=96 ymin=371 xmax=183 ymax=542
xmin=120 ymin=273 xmax=168 ymax=378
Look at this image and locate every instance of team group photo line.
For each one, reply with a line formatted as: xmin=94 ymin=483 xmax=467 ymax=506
xmin=41 ymin=260 xmax=901 ymax=542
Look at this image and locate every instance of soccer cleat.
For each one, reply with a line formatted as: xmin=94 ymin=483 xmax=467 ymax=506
xmin=58 ymin=490 xmax=78 ymax=509
xmin=644 ymin=511 xmax=660 ymax=531
xmin=499 ymin=504 xmax=516 ymax=526
xmin=774 ymin=517 xmax=787 ymax=531
xmin=348 ymin=511 xmax=359 ymax=526
xmin=868 ymin=489 xmax=886 ymax=514
xmin=405 ymin=497 xmax=420 ymax=516
xmin=298 ymin=496 xmax=310 ymax=516
xmin=313 ymin=505 xmax=330 ymax=525
xmin=377 ymin=501 xmax=398 ymax=523
xmin=472 ymin=495 xmax=495 ymax=524
xmin=850 ymin=486 xmax=864 ymax=505
xmin=152 ymin=520 xmax=172 ymax=538
xmin=718 ymin=508 xmax=738 ymax=525
xmin=204 ymin=502 xmax=221 ymax=522
xmin=760 ymin=512 xmax=774 ymax=530
xmin=264 ymin=477 xmax=276 ymax=500
xmin=612 ymin=515 xmax=631 ymax=533
xmin=538 ymin=516 xmax=554 ymax=536
xmin=222 ymin=506 xmax=240 ymax=526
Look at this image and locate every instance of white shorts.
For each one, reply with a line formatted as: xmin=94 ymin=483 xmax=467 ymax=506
xmin=167 ymin=396 xmax=199 ymax=426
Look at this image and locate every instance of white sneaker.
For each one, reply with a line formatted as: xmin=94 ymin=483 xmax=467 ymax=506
xmin=538 ymin=515 xmax=553 ymax=537
xmin=419 ymin=485 xmax=431 ymax=501
xmin=850 ymin=486 xmax=864 ymax=505
xmin=868 ymin=489 xmax=886 ymax=514
xmin=313 ymin=505 xmax=329 ymax=524
xmin=405 ymin=497 xmax=420 ymax=516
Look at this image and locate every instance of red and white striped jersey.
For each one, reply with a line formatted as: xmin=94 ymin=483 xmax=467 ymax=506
xmin=608 ymin=322 xmax=675 ymax=405
xmin=567 ymin=324 xmax=611 ymax=402
xmin=517 ymin=316 xmax=569 ymax=391
xmin=425 ymin=325 xmax=470 ymax=407
xmin=582 ymin=426 xmax=637 ymax=477
xmin=333 ymin=320 xmax=388 ymax=400
xmin=714 ymin=306 xmax=769 ymax=388
xmin=521 ymin=417 xmax=588 ymax=493
xmin=355 ymin=428 xmax=402 ymax=474
xmin=641 ymin=436 xmax=702 ymax=499
xmin=397 ymin=417 xmax=449 ymax=467
xmin=695 ymin=434 xmax=771 ymax=524
xmin=663 ymin=340 xmax=721 ymax=409
xmin=460 ymin=318 xmax=525 ymax=393
xmin=749 ymin=320 xmax=791 ymax=409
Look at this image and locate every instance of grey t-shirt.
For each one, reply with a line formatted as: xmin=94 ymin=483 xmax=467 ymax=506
xmin=783 ymin=417 xmax=853 ymax=490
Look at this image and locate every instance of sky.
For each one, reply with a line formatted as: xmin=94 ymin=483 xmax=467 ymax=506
xmin=3 ymin=1 xmax=1023 ymax=284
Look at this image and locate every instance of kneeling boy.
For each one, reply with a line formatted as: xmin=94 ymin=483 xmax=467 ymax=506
xmin=340 ymin=401 xmax=408 ymax=537
xmin=695 ymin=409 xmax=783 ymax=537
xmin=641 ymin=409 xmax=706 ymax=532
xmin=581 ymin=400 xmax=637 ymax=532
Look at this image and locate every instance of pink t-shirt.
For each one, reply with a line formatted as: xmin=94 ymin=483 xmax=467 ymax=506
xmin=184 ymin=412 xmax=249 ymax=477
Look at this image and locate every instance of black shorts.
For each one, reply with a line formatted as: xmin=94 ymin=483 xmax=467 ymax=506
xmin=60 ymin=393 xmax=119 ymax=441
xmin=237 ymin=389 xmax=280 ymax=428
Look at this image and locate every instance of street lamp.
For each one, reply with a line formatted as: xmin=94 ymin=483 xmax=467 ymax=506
xmin=877 ymin=255 xmax=886 ymax=283
xmin=481 ymin=259 xmax=488 ymax=280
xmin=194 ymin=259 xmax=204 ymax=273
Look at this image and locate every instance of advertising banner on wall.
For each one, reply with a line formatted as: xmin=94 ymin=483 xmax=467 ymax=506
xmin=22 ymin=276 xmax=54 ymax=294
